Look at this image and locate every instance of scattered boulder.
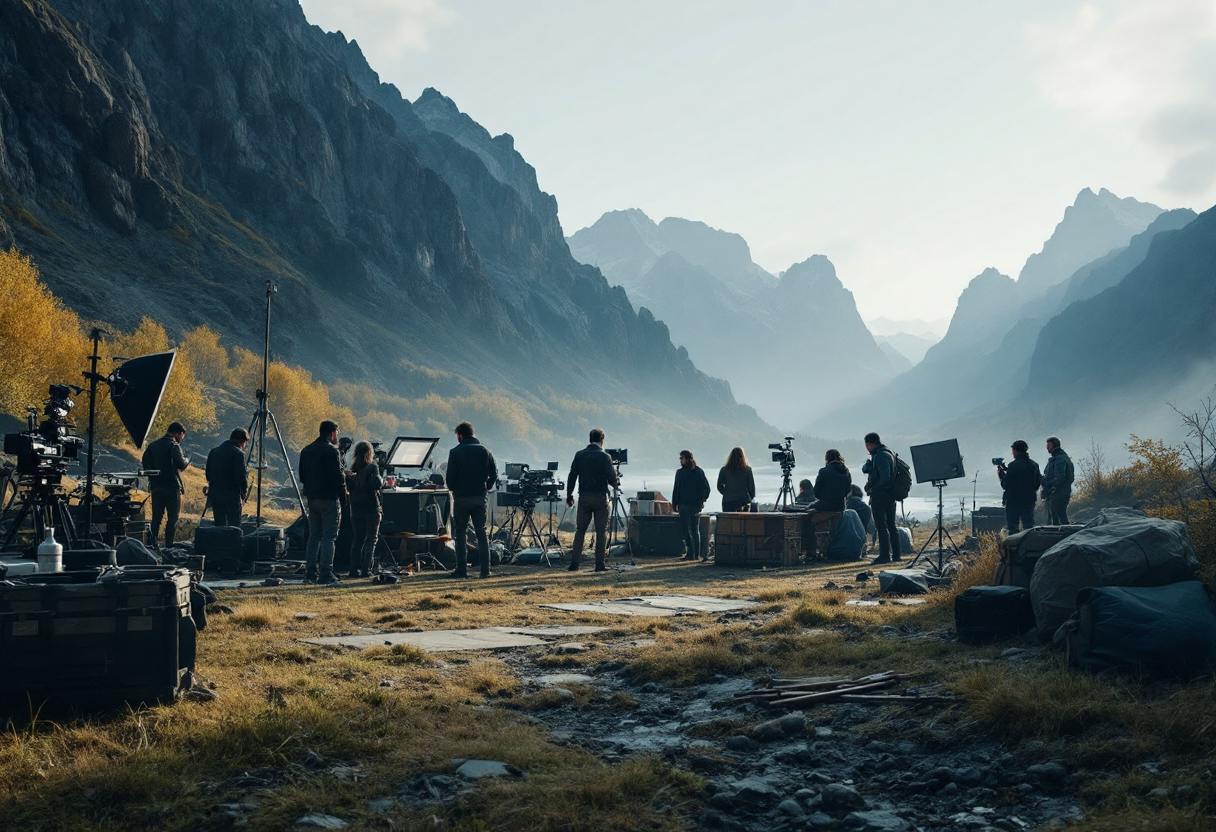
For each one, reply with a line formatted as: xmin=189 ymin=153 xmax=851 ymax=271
xmin=819 ymin=783 xmax=867 ymax=811
xmin=294 ymin=814 xmax=348 ymax=829
xmin=844 ymin=809 xmax=910 ymax=831
xmin=453 ymin=759 xmax=526 ymax=780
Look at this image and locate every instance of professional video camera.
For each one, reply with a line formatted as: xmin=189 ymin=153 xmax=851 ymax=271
xmin=991 ymin=457 xmax=1005 ymax=466
xmin=499 ymin=462 xmax=563 ymax=508
xmin=769 ymin=437 xmax=795 ymax=470
xmin=2 ymin=384 xmax=85 ymax=481
xmin=606 ymin=448 xmax=628 ymax=465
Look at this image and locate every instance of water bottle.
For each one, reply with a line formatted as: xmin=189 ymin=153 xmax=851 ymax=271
xmin=37 ymin=529 xmax=63 ymax=573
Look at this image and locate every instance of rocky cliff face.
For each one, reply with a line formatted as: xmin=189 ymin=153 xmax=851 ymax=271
xmin=568 ymin=211 xmax=897 ymax=429
xmin=0 ymin=0 xmax=765 ymax=455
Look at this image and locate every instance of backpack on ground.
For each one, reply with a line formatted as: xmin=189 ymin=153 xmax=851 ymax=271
xmin=892 ymin=453 xmax=912 ymax=501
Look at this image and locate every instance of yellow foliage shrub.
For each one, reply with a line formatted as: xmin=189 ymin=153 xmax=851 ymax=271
xmin=0 ymin=248 xmax=90 ymax=420
xmin=230 ymin=347 xmax=357 ymax=448
xmin=180 ymin=325 xmax=229 ymax=386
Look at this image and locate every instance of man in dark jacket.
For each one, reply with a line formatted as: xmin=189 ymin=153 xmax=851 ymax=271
xmin=565 ymin=428 xmax=619 ymax=572
xmin=445 ymin=421 xmax=498 ymax=578
xmin=998 ymin=439 xmax=1041 ymax=533
xmin=298 ymin=420 xmax=344 ymax=585
xmin=1041 ymin=436 xmax=1074 ymax=525
xmin=205 ymin=428 xmax=250 ymax=529
xmin=812 ymin=449 xmax=852 ymax=513
xmin=142 ymin=421 xmax=190 ymax=550
xmin=862 ymin=431 xmax=901 ymax=565
xmin=672 ymin=449 xmax=711 ymax=562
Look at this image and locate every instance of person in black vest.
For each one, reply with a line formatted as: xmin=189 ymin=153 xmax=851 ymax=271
xmin=298 ymin=420 xmax=344 ymax=585
xmin=349 ymin=440 xmax=384 ymax=578
xmin=445 ymin=422 xmax=498 ymax=579
xmin=205 ymin=427 xmax=249 ymax=529
xmin=862 ymin=431 xmax=901 ymax=565
xmin=142 ymin=421 xmax=190 ymax=550
xmin=565 ymin=428 xmax=619 ymax=572
xmin=672 ymin=449 xmax=711 ymax=562
xmin=998 ymin=439 xmax=1041 ymax=534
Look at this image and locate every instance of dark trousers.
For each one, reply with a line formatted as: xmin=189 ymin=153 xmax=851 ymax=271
xmin=211 ymin=488 xmax=242 ymax=529
xmin=722 ymin=498 xmax=750 ymax=512
xmin=350 ymin=509 xmax=382 ymax=576
xmin=680 ymin=508 xmax=702 ymax=559
xmin=451 ymin=495 xmax=489 ymax=576
xmin=306 ymin=498 xmax=341 ymax=580
xmin=1049 ymin=493 xmax=1071 ymax=525
xmin=150 ymin=488 xmax=182 ymax=549
xmin=571 ymin=492 xmax=609 ymax=567
xmin=870 ymin=493 xmax=900 ymax=560
xmin=1005 ymin=503 xmax=1035 ymax=534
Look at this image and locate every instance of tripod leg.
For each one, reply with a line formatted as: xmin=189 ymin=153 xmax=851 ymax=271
xmin=265 ymin=409 xmax=307 ymax=516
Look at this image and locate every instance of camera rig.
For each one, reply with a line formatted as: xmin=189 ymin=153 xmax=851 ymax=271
xmin=768 ymin=436 xmax=797 ymax=509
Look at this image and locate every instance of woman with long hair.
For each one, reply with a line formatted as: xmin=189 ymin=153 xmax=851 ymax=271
xmin=717 ymin=446 xmax=756 ymax=512
xmin=348 ymin=440 xmax=384 ymax=578
xmin=812 ymin=448 xmax=851 ymax=512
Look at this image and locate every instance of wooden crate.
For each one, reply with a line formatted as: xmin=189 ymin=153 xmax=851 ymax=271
xmin=714 ymin=513 xmax=800 ymax=567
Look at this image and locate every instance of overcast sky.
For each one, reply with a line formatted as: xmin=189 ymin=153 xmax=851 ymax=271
xmin=298 ymin=0 xmax=1216 ymax=321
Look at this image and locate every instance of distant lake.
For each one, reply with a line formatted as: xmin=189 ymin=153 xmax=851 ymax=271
xmin=619 ymin=464 xmax=1005 ymax=523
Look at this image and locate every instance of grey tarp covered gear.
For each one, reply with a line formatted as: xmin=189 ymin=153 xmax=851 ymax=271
xmin=1029 ymin=508 xmax=1199 ymax=642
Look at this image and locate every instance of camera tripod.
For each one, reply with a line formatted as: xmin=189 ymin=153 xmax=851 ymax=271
xmin=774 ymin=461 xmax=797 ymax=510
xmin=909 ymin=479 xmax=960 ymax=574
xmin=502 ymin=497 xmax=563 ymax=566
xmin=605 ymin=462 xmax=633 ymax=559
xmin=0 ymin=474 xmax=80 ymax=550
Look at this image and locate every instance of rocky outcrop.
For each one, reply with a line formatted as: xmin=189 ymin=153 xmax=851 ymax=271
xmin=0 ymin=0 xmax=765 ymax=455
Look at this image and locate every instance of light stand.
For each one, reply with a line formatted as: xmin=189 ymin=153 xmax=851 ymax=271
xmin=245 ymin=280 xmax=307 ymax=525
xmin=909 ymin=479 xmax=960 ymax=574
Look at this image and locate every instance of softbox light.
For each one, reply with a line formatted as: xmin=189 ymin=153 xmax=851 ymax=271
xmin=909 ymin=439 xmax=965 ymax=483
xmin=110 ymin=350 xmax=176 ymax=449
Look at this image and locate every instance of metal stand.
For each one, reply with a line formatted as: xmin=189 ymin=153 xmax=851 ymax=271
xmin=245 ymin=280 xmax=307 ymax=525
xmin=605 ymin=461 xmax=633 ymax=559
xmin=774 ymin=462 xmax=797 ymax=510
xmin=909 ymin=479 xmax=960 ymax=574
xmin=0 ymin=479 xmax=78 ymax=549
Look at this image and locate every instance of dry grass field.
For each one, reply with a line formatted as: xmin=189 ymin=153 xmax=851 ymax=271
xmin=1 ymin=531 xmax=1214 ymax=831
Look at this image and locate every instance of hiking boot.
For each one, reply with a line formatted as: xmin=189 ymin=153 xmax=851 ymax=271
xmin=453 ymin=569 xmax=468 ymax=578
xmin=318 ymin=574 xmax=341 ymax=586
xmin=871 ymin=556 xmax=892 ymax=565
xmin=594 ymin=562 xmax=606 ymax=572
xmin=567 ymin=561 xmax=580 ymax=572
xmin=479 ymin=570 xmax=491 ymax=578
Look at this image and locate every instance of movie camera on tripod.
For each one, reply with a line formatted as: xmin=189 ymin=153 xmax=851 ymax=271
xmin=3 ymin=384 xmax=85 ymax=481
xmin=498 ymin=462 xmax=563 ymax=509
xmin=768 ymin=437 xmax=798 ymax=509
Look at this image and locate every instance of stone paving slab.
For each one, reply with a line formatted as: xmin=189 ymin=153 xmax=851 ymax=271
xmin=540 ymin=593 xmax=759 ymax=617
xmin=305 ymin=624 xmax=605 ymax=652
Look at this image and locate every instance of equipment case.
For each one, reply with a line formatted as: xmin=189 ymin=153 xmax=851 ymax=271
xmin=0 ymin=567 xmax=194 ymax=708
xmin=714 ymin=513 xmax=800 ymax=567
xmin=195 ymin=525 xmax=244 ymax=573
xmin=954 ymin=585 xmax=1035 ymax=643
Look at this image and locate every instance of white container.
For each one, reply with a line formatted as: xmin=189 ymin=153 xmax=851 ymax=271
xmin=37 ymin=529 xmax=63 ymax=573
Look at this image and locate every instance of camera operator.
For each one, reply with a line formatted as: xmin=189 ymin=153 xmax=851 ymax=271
xmin=565 ymin=428 xmax=619 ymax=572
xmin=205 ymin=428 xmax=249 ymax=528
xmin=445 ymin=422 xmax=498 ymax=579
xmin=996 ymin=440 xmax=1041 ymax=534
xmin=862 ymin=431 xmax=901 ymax=565
xmin=142 ymin=421 xmax=190 ymax=550
xmin=672 ymin=449 xmax=710 ymax=562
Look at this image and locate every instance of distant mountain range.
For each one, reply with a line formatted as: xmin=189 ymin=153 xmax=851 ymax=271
xmin=808 ymin=187 xmax=1208 ymax=457
xmin=568 ymin=210 xmax=898 ymax=429
xmin=0 ymin=0 xmax=770 ymax=460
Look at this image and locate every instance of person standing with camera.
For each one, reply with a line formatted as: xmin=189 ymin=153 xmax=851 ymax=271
xmin=996 ymin=440 xmax=1041 ymax=534
xmin=445 ymin=422 xmax=498 ymax=579
xmin=717 ymin=446 xmax=756 ymax=512
xmin=142 ymin=421 xmax=190 ymax=550
xmin=205 ymin=428 xmax=249 ymax=529
xmin=565 ymin=428 xmax=619 ymax=572
xmin=862 ymin=431 xmax=901 ymax=565
xmin=1041 ymin=436 xmax=1074 ymax=525
xmin=672 ymin=449 xmax=711 ymax=562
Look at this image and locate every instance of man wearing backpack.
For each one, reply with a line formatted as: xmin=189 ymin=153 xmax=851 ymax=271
xmin=862 ymin=432 xmax=901 ymax=565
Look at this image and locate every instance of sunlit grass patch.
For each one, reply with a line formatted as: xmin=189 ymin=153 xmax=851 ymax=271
xmin=224 ymin=598 xmax=288 ymax=630
xmin=415 ymin=595 xmax=455 ymax=611
xmin=628 ymin=628 xmax=761 ymax=685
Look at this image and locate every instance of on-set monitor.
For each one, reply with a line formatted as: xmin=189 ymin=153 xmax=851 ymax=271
xmin=384 ymin=436 xmax=439 ymax=470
